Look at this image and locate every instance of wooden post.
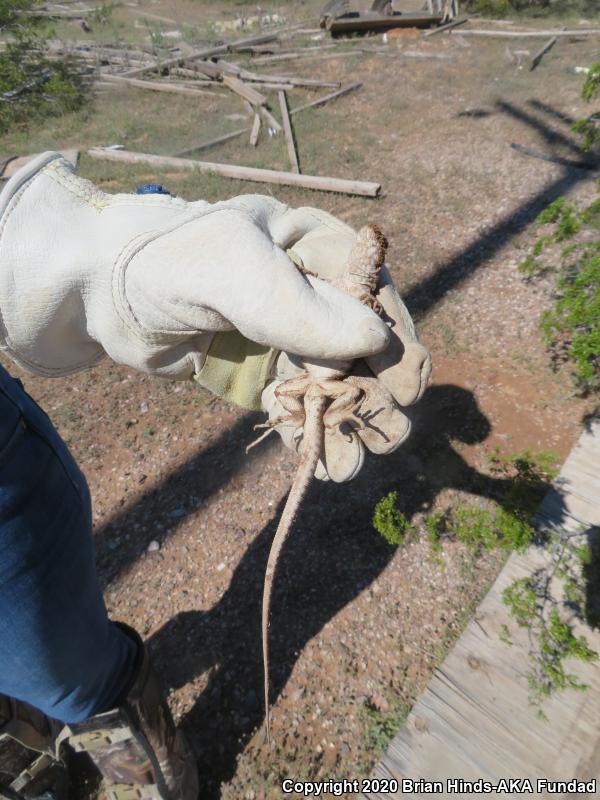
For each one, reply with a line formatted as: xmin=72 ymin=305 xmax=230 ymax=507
xmin=86 ymin=148 xmax=381 ymax=197
xmin=278 ymin=90 xmax=300 ymax=174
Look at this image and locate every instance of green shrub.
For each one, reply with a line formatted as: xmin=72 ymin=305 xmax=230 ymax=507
xmin=372 ymin=491 xmax=413 ymax=545
xmin=0 ymin=0 xmax=88 ymax=133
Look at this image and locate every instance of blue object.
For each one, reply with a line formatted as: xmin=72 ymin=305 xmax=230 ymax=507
xmin=0 ymin=365 xmax=137 ymax=723
xmin=135 ymin=184 xmax=171 ymax=196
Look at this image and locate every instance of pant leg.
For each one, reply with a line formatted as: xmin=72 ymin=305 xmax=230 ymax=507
xmin=0 ymin=365 xmax=137 ymax=724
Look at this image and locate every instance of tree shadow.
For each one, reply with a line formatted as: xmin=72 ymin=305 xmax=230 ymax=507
xmin=146 ymin=384 xmax=517 ymax=798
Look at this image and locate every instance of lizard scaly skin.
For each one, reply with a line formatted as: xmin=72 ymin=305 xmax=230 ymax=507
xmin=259 ymin=224 xmax=388 ymax=742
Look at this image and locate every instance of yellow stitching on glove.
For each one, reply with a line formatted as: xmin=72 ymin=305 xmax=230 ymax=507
xmin=193 ymin=330 xmax=277 ymax=410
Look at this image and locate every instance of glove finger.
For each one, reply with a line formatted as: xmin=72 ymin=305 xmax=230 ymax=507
xmin=345 ymin=375 xmax=411 ymax=454
xmin=127 ymin=210 xmax=390 ymax=361
xmin=323 ymin=427 xmax=365 ymax=483
xmin=365 ymin=266 xmax=432 ymax=406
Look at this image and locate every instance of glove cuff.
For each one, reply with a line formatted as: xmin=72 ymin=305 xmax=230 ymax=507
xmin=193 ymin=330 xmax=277 ymax=410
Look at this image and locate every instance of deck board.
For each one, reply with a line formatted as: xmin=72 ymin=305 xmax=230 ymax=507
xmin=362 ymin=417 xmax=600 ymax=799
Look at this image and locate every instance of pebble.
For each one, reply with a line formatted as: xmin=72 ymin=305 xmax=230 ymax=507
xmin=147 ymin=540 xmax=160 ymax=553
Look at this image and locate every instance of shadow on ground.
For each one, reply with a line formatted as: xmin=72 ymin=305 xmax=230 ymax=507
xmin=146 ymin=384 xmax=518 ymax=798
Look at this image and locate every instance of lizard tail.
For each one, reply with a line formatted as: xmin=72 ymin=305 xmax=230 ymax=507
xmin=262 ymin=392 xmax=327 ymax=744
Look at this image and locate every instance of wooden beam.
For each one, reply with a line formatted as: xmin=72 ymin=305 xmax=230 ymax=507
xmin=452 ymin=28 xmax=600 ymax=37
xmin=530 ymin=35 xmax=557 ymax=70
xmin=87 ymin=148 xmax=381 ymax=197
xmin=423 ymin=15 xmax=469 ymax=36
xmin=249 ymin=113 xmax=261 ymax=147
xmin=278 ymin=90 xmax=300 ymax=173
xmin=99 ymin=74 xmax=225 ymax=99
xmin=222 ymin=75 xmax=268 ymax=107
xmin=290 ymin=80 xmax=362 ymax=113
xmin=121 ymin=32 xmax=280 ymax=79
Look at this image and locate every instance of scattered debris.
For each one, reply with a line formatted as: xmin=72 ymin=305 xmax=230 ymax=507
xmin=87 ymin=147 xmax=382 ymax=197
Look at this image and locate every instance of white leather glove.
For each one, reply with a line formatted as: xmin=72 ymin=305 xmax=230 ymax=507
xmin=0 ymin=152 xmax=389 ymax=397
xmin=0 ymin=152 xmax=430 ymax=482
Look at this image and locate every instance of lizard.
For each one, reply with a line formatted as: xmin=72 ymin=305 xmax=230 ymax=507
xmin=249 ymin=223 xmax=389 ymax=743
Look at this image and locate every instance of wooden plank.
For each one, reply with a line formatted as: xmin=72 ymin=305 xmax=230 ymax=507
xmin=222 ymin=74 xmax=267 ymax=107
xmin=259 ymin=107 xmax=283 ymax=134
xmin=278 ymin=90 xmax=300 ymax=173
xmin=87 ymin=147 xmax=381 ymax=197
xmin=99 ymin=74 xmax=225 ymax=99
xmin=249 ymin=113 xmax=261 ymax=147
xmin=121 ymin=32 xmax=280 ymax=79
xmin=530 ymin=35 xmax=557 ymax=70
xmin=423 ymin=15 xmax=469 ymax=36
xmin=453 ymin=28 xmax=600 ymax=37
xmin=362 ymin=415 xmax=600 ymax=798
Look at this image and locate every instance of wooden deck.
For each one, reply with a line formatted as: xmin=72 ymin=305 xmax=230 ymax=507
xmin=362 ymin=416 xmax=600 ymax=799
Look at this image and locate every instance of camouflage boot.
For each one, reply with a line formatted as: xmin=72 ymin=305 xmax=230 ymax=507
xmin=65 ymin=624 xmax=198 ymax=800
xmin=0 ymin=694 xmax=67 ymax=800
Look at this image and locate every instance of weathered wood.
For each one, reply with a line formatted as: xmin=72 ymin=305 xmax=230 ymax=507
xmin=328 ymin=11 xmax=442 ymax=34
xmin=174 ymin=82 xmax=362 ymax=157
xmin=278 ymin=91 xmax=300 ymax=173
xmin=453 ymin=27 xmax=600 ymax=37
xmin=122 ymin=32 xmax=280 ymax=78
xmin=249 ymin=113 xmax=261 ymax=147
xmin=222 ymin=75 xmax=268 ymax=107
xmin=99 ymin=74 xmax=224 ymax=99
xmin=259 ymin=107 xmax=283 ymax=134
xmin=423 ymin=15 xmax=468 ymax=36
xmin=362 ymin=416 xmax=600 ymax=798
xmin=251 ymin=50 xmax=365 ymax=65
xmin=87 ymin=148 xmax=381 ymax=197
xmin=290 ymin=80 xmax=362 ymax=113
xmin=530 ymin=35 xmax=557 ymax=70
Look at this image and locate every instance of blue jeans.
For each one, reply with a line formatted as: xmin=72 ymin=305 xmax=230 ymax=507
xmin=0 ymin=365 xmax=137 ymax=724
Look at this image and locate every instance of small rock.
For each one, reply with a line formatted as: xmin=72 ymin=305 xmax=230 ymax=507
xmin=147 ymin=540 xmax=160 ymax=553
xmin=216 ymin=562 xmax=226 ymax=572
xmin=140 ymin=401 xmax=149 ymax=413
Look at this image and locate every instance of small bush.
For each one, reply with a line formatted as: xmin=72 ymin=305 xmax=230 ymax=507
xmin=372 ymin=492 xmax=413 ymax=545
